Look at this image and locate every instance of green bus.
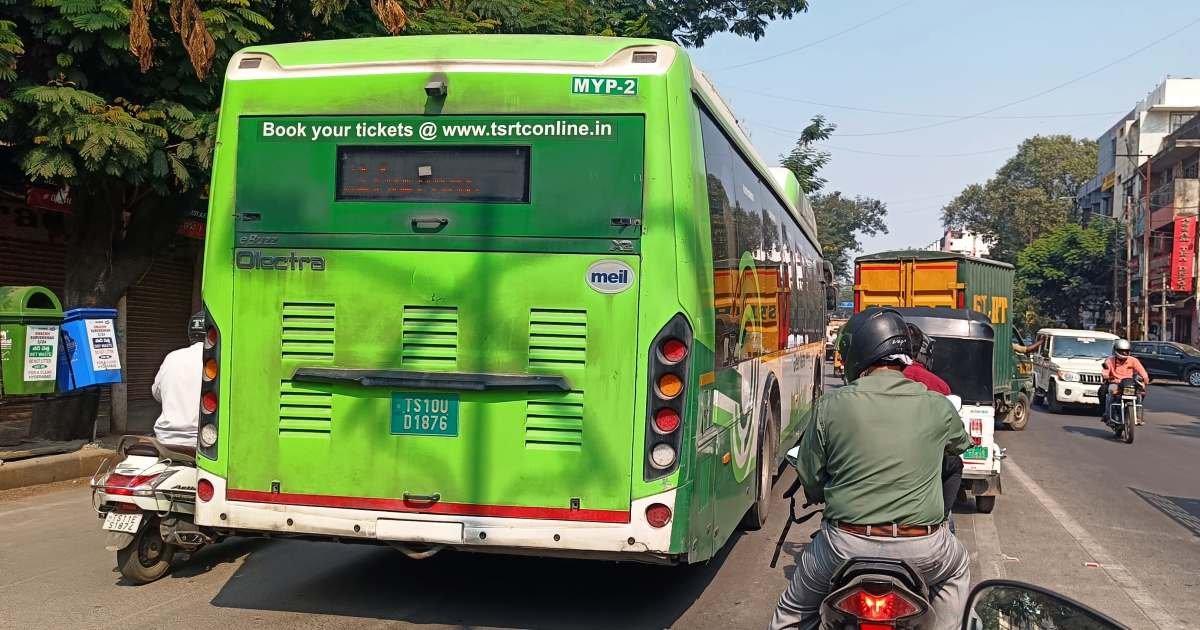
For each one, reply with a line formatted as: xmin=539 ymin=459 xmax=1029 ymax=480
xmin=194 ymin=35 xmax=830 ymax=564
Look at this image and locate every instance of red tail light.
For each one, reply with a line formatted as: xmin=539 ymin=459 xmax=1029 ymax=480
xmin=201 ymin=391 xmax=218 ymax=414
xmin=653 ymin=408 xmax=681 ymax=433
xmin=205 ymin=325 xmax=218 ymax=349
xmin=853 ymin=266 xmax=861 ymax=313
xmin=645 ymin=503 xmax=672 ymax=528
xmin=101 ymin=472 xmax=163 ymax=496
xmin=969 ymin=419 xmax=982 ymax=436
xmin=834 ymin=588 xmax=920 ymax=622
xmin=956 ymin=291 xmax=965 ymax=309
xmin=197 ymin=478 xmax=214 ymax=502
xmin=658 ymin=338 xmax=688 ymax=364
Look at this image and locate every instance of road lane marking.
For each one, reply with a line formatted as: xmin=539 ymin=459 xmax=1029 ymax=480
xmin=1007 ymin=460 xmax=1186 ymax=630
xmin=969 ymin=513 xmax=1005 ymax=581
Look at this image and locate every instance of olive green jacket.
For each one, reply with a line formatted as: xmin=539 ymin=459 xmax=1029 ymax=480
xmin=797 ymin=369 xmax=971 ymax=526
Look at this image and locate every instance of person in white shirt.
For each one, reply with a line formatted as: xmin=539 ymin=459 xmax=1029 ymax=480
xmin=151 ymin=315 xmax=205 ymax=449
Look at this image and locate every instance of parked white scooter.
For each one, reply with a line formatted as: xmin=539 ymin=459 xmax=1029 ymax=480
xmin=91 ymin=436 xmax=215 ymax=583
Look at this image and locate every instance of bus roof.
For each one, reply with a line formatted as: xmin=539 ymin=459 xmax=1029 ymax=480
xmin=856 ymin=249 xmax=1014 ymax=270
xmin=236 ymin=34 xmax=677 ymax=68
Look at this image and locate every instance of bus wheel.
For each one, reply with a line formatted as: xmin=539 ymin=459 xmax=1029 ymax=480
xmin=1005 ymin=393 xmax=1030 ymax=431
xmin=741 ymin=394 xmax=779 ymax=531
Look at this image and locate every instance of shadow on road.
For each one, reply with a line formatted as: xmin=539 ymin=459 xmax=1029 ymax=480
xmin=203 ymin=532 xmax=737 ymax=628
xmin=1061 ymin=425 xmax=1118 ymax=441
xmin=1130 ymin=488 xmax=1200 ymax=538
xmin=1160 ymin=419 xmax=1200 ymax=440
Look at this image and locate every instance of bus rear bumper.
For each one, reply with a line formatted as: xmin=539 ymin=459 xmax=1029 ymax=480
xmin=194 ymin=471 xmax=679 ymax=561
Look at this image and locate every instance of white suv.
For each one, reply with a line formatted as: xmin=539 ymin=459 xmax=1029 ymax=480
xmin=1030 ymin=329 xmax=1118 ymax=413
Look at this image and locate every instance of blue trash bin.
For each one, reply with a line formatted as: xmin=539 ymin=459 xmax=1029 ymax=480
xmin=57 ymin=307 xmax=123 ymax=391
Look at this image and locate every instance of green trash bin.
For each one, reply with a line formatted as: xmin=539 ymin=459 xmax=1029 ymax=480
xmin=0 ymin=286 xmax=64 ymax=396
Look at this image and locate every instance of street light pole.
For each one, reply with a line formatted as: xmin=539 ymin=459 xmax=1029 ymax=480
xmin=1143 ymin=159 xmax=1152 ymax=340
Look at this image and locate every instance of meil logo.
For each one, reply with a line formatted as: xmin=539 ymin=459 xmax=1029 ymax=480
xmin=585 ymin=260 xmax=635 ymax=294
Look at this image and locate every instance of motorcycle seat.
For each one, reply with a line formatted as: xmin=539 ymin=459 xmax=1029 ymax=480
xmin=118 ymin=435 xmax=196 ymax=465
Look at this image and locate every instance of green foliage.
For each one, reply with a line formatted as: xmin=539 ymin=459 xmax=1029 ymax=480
xmin=941 ymin=135 xmax=1098 ymax=263
xmin=780 ymin=115 xmax=835 ymax=195
xmin=1016 ymin=221 xmax=1120 ymax=328
xmin=811 ymin=191 xmax=889 ymax=278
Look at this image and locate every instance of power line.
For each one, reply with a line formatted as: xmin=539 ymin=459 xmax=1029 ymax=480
xmin=728 ymin=88 xmax=1123 ymax=120
xmin=826 ymin=15 xmax=1200 ymax=137
xmin=752 ymin=120 xmax=1014 ymax=156
xmin=713 ymin=0 xmax=920 ymax=72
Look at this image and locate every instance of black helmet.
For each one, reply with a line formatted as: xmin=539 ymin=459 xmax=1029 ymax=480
xmin=187 ymin=311 xmax=206 ymax=345
xmin=838 ymin=308 xmax=912 ymax=381
xmin=907 ymin=322 xmax=935 ymax=366
xmin=1114 ymin=339 xmax=1131 ymax=357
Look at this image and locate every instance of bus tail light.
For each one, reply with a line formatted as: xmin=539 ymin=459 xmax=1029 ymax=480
xmin=645 ymin=503 xmax=672 ymax=528
xmin=198 ymin=305 xmax=220 ymax=460
xmin=644 ymin=315 xmax=691 ymax=481
xmin=197 ymin=478 xmax=215 ymax=502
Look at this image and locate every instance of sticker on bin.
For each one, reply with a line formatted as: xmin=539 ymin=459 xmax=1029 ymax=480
xmin=23 ymin=325 xmax=58 ymax=382
xmin=85 ymin=319 xmax=121 ymax=371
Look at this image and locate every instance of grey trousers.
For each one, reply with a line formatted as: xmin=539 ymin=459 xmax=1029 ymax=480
xmin=769 ymin=521 xmax=970 ymax=630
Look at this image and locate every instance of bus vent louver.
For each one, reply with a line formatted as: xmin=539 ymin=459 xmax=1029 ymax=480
xmin=401 ymin=306 xmax=458 ymax=367
xmin=528 ymin=308 xmax=587 ymax=368
xmin=278 ymin=380 xmax=332 ymax=436
xmin=524 ymin=390 xmax=584 ymax=451
xmin=281 ymin=302 xmax=335 ymax=361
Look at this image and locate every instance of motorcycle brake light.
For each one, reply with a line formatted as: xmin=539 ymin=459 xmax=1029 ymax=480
xmin=834 ymin=588 xmax=920 ymax=622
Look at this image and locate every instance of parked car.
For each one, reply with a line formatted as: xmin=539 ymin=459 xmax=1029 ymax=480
xmin=1130 ymin=341 xmax=1200 ymax=387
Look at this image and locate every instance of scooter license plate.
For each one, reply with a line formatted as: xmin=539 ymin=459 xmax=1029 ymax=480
xmin=103 ymin=512 xmax=143 ymax=533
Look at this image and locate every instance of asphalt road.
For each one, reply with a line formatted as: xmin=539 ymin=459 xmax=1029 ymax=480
xmin=1 ymin=377 xmax=1196 ymax=629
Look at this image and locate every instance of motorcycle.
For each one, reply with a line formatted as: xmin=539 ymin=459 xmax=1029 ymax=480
xmin=1102 ymin=376 xmax=1144 ymax=444
xmin=91 ymin=436 xmax=216 ymax=583
xmin=775 ymin=439 xmax=1129 ymax=629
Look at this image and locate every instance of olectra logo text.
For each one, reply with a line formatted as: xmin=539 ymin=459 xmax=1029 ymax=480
xmin=235 ymin=250 xmax=326 ymax=271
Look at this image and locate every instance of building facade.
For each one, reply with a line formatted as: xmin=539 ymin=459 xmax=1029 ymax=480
xmin=927 ymin=228 xmax=991 ymax=258
xmin=1080 ymin=77 xmax=1200 ymax=345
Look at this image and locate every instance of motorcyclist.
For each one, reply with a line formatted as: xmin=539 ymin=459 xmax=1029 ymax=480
xmin=1100 ymin=339 xmax=1150 ymax=426
xmin=150 ymin=314 xmax=205 ymax=449
xmin=770 ymin=308 xmax=972 ymax=630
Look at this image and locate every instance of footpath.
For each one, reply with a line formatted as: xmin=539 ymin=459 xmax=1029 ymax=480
xmin=0 ymin=437 xmax=120 ymax=491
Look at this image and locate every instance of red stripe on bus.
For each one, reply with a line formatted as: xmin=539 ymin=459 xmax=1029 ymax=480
xmin=226 ymin=489 xmax=632 ymax=524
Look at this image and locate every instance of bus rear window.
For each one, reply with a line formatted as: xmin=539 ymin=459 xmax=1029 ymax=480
xmin=336 ymin=146 xmax=530 ymax=203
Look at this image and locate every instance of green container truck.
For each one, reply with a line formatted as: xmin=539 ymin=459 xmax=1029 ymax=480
xmin=854 ymin=250 xmax=1034 ymax=430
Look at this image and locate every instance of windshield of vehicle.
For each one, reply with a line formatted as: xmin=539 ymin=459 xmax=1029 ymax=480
xmin=1050 ymin=336 xmax=1113 ymax=359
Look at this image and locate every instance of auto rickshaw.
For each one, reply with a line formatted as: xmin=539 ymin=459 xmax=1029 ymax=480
xmin=897 ymin=307 xmax=1003 ymax=514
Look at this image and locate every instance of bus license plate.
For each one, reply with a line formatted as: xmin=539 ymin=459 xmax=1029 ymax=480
xmin=391 ymin=393 xmax=459 ymax=437
xmin=962 ymin=446 xmax=989 ymax=461
xmin=103 ymin=512 xmax=143 ymax=533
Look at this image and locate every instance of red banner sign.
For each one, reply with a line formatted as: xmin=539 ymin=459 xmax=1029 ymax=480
xmin=1170 ymin=215 xmax=1196 ymax=292
xmin=25 ymin=185 xmax=72 ymax=213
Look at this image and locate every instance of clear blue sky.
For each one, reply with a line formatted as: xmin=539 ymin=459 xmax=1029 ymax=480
xmin=688 ymin=0 xmax=1200 ymax=253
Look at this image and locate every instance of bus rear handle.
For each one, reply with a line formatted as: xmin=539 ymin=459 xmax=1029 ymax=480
xmin=292 ymin=367 xmax=570 ymax=392
xmin=403 ymin=492 xmax=441 ymax=505
xmin=411 ymin=217 xmax=449 ymax=232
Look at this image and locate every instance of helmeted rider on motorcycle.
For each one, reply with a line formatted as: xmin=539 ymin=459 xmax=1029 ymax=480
xmin=769 ymin=308 xmax=972 ymax=630
xmin=151 ymin=314 xmax=206 ymax=449
xmin=1100 ymin=339 xmax=1150 ymax=426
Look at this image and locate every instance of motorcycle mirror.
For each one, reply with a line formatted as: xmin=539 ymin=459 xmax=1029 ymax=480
xmin=945 ymin=394 xmax=963 ymax=412
xmin=962 ymin=580 xmax=1129 ymax=630
xmin=785 ymin=445 xmax=800 ymax=468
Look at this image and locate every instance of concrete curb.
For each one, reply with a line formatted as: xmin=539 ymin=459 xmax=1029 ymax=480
xmin=0 ymin=447 xmax=117 ymax=491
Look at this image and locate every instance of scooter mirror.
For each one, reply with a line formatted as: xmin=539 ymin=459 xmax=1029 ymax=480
xmin=963 ymin=580 xmax=1128 ymax=629
xmin=945 ymin=394 xmax=963 ymax=412
xmin=785 ymin=445 xmax=800 ymax=468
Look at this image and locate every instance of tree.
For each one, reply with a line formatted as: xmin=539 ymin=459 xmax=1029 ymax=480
xmin=1016 ymin=222 xmax=1119 ymax=329
xmin=811 ymin=191 xmax=889 ymax=278
xmin=941 ymin=135 xmax=1098 ymax=263
xmin=780 ymin=115 xmax=834 ymax=194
